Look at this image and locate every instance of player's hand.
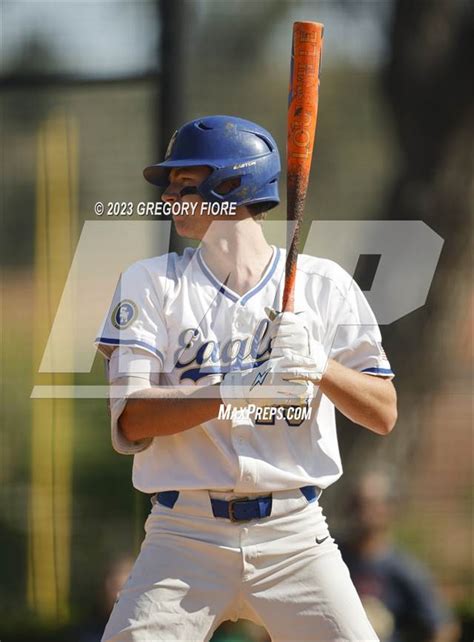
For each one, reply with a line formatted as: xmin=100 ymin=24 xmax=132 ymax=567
xmin=266 ymin=309 xmax=313 ymax=357
xmin=266 ymin=309 xmax=329 ymax=381
xmin=220 ymin=356 xmax=315 ymax=409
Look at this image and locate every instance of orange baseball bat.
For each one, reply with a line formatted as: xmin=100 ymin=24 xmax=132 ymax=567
xmin=283 ymin=21 xmax=324 ymax=312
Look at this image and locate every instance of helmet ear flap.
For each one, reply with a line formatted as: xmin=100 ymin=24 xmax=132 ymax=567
xmin=197 ymin=168 xmax=244 ymax=204
xmin=214 ymin=177 xmax=242 ymax=196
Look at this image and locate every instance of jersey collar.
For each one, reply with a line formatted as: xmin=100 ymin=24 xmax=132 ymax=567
xmin=196 ymin=245 xmax=281 ymax=305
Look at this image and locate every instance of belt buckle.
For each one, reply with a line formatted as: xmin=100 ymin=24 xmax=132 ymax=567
xmin=228 ymin=497 xmax=250 ymax=522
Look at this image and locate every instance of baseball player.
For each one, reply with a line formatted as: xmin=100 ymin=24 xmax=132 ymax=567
xmin=95 ymin=115 xmax=397 ymax=642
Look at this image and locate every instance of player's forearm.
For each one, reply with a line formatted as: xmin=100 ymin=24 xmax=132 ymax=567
xmin=118 ymin=384 xmax=222 ymax=441
xmin=318 ymin=360 xmax=397 ymax=435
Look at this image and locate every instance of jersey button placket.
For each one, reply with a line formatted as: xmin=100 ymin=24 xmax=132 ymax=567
xmin=232 ymin=424 xmax=249 ymax=450
xmin=240 ymin=306 xmax=252 ymax=333
xmin=229 ymin=304 xmax=257 ymax=491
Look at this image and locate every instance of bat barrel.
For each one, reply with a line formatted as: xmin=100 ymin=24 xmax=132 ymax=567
xmin=284 ymin=21 xmax=324 ymax=312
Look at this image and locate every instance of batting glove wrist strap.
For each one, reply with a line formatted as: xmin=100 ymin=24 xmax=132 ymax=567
xmin=220 ymin=356 xmax=315 ymax=408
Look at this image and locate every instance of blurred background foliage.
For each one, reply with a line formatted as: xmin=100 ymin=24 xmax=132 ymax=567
xmin=1 ymin=1 xmax=472 ymax=640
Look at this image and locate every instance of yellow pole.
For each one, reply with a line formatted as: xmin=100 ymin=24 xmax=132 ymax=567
xmin=28 ymin=111 xmax=77 ymax=622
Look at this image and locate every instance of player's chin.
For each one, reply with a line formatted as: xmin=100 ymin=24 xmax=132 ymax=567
xmin=172 ymin=217 xmax=197 ymax=239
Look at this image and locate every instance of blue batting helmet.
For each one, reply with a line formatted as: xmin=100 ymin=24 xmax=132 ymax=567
xmin=143 ymin=115 xmax=281 ymax=211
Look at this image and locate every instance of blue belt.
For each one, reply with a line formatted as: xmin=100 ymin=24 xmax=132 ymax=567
xmin=155 ymin=485 xmax=320 ymax=522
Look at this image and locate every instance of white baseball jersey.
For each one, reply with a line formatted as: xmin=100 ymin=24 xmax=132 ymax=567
xmin=95 ymin=245 xmax=393 ymax=494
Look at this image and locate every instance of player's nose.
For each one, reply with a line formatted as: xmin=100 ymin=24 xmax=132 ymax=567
xmin=161 ymin=184 xmax=180 ymax=203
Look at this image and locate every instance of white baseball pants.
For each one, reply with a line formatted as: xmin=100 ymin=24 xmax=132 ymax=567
xmin=101 ymin=488 xmax=378 ymax=642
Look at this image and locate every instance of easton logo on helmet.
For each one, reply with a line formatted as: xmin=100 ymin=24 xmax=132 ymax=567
xmin=232 ymin=161 xmax=257 ymax=170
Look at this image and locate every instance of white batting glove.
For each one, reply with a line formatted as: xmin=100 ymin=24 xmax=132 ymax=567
xmin=220 ymin=356 xmax=315 ymax=408
xmin=266 ymin=310 xmax=329 ymax=382
xmin=272 ymin=353 xmax=329 ymax=385
xmin=267 ymin=310 xmax=312 ymax=358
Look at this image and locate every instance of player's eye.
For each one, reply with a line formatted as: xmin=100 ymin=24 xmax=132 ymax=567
xmin=170 ymin=176 xmax=191 ymax=187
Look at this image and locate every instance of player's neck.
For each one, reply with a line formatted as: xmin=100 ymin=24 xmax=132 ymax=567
xmin=200 ymin=218 xmax=273 ymax=296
